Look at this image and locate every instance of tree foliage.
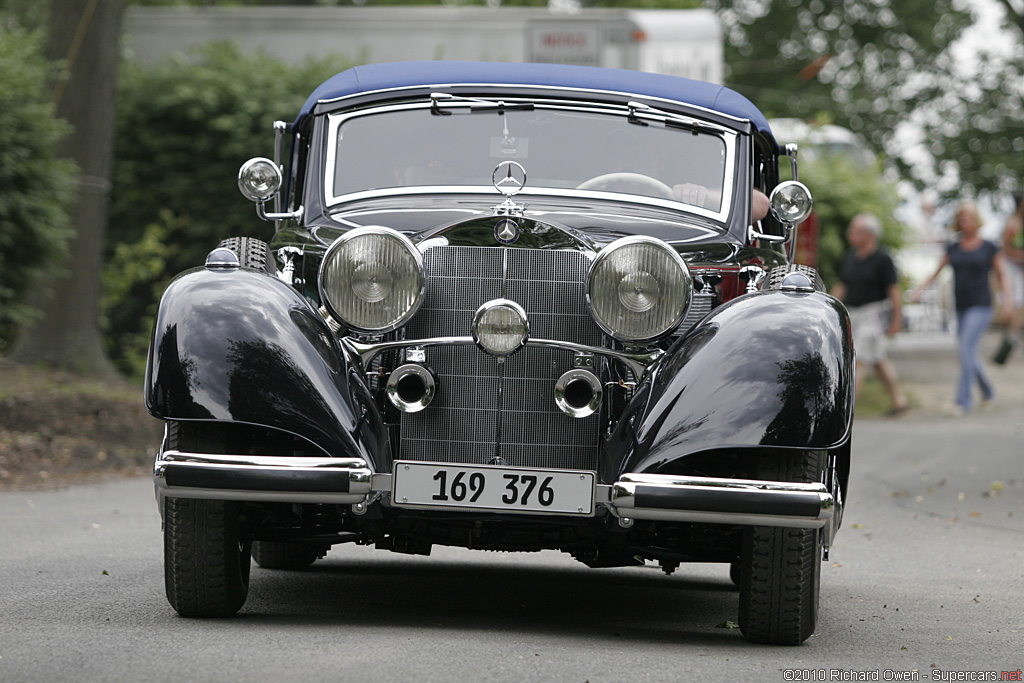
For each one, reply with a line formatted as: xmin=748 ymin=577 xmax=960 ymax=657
xmin=105 ymin=42 xmax=351 ymax=375
xmin=0 ymin=22 xmax=76 ymax=349
xmin=708 ymin=0 xmax=1024 ymax=197
xmin=127 ymin=0 xmax=703 ymax=7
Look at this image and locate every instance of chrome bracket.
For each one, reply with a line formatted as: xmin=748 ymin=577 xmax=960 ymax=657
xmin=276 ymin=246 xmax=303 ymax=286
xmin=492 ymin=198 xmax=525 ymax=217
xmin=785 ymin=142 xmax=800 ymax=182
xmin=748 ymin=222 xmax=792 ymax=245
xmin=573 ymin=352 xmax=596 ymax=369
xmin=739 ymin=265 xmax=767 ymax=293
xmin=256 ymin=201 xmax=303 ymax=222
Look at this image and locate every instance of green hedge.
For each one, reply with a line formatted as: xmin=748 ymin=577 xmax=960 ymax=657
xmin=0 ymin=24 xmax=77 ymax=349
xmin=104 ymin=42 xmax=351 ymax=376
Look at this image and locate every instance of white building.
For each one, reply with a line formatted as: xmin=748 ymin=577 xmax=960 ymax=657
xmin=124 ymin=6 xmax=722 ymax=84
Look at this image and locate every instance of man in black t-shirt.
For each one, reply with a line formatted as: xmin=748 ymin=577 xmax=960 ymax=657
xmin=832 ymin=213 xmax=908 ymax=415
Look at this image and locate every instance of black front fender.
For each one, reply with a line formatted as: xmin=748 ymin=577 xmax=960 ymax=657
xmin=144 ymin=267 xmax=387 ymax=467
xmin=605 ymin=289 xmax=854 ymax=477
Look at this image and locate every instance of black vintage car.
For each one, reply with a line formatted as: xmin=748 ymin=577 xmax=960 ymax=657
xmin=146 ymin=61 xmax=853 ymax=644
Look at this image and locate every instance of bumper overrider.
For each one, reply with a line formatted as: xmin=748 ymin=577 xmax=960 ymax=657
xmin=154 ymin=452 xmax=836 ymax=545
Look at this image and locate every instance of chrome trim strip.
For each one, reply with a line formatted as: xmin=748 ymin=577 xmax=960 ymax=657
xmin=617 ymin=472 xmax=833 ymax=492
xmin=272 ymin=120 xmax=287 ymax=224
xmin=327 ymin=185 xmax=727 ymax=221
xmin=341 ymin=336 xmax=662 ymax=378
xmin=151 ymin=482 xmax=365 ymax=505
xmin=159 ymin=451 xmax=370 ymax=470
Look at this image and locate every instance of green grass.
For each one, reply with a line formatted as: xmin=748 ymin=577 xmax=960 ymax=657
xmin=853 ymin=375 xmax=916 ymax=418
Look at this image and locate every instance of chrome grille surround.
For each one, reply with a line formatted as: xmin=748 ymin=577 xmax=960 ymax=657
xmin=395 ymin=246 xmax=603 ymax=473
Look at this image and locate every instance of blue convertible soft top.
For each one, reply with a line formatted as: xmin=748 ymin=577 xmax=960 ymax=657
xmin=296 ymin=61 xmax=773 ymax=139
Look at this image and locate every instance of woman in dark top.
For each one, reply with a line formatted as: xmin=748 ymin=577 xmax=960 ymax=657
xmin=912 ymin=201 xmax=1014 ymax=413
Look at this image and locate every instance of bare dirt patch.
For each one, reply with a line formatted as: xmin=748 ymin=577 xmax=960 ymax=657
xmin=0 ymin=358 xmax=163 ymax=491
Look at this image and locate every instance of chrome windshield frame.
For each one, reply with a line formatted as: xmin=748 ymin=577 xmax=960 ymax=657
xmin=323 ymin=98 xmax=739 ymax=222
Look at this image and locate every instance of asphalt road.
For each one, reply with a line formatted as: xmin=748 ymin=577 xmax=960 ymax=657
xmin=1 ymin=414 xmax=1022 ymax=683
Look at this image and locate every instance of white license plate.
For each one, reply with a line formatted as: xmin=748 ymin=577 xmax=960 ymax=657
xmin=392 ymin=461 xmax=595 ymax=516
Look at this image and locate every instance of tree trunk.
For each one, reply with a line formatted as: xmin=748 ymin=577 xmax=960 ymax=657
xmin=9 ymin=0 xmax=124 ymax=378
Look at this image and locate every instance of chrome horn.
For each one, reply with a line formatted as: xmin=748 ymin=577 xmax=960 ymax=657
xmin=386 ymin=364 xmax=436 ymax=413
xmin=554 ymin=369 xmax=602 ymax=418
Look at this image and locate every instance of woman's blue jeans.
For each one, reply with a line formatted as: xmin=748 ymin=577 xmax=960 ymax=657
xmin=956 ymin=306 xmax=995 ymax=410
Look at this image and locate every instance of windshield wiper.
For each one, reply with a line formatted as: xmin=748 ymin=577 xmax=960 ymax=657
xmin=627 ymin=101 xmax=703 ymax=132
xmin=430 ymin=92 xmax=536 ymax=115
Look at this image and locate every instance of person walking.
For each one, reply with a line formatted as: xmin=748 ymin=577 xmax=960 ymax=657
xmin=911 ymin=200 xmax=1014 ymax=414
xmin=994 ymin=192 xmax=1024 ymax=363
xmin=832 ymin=213 xmax=908 ymax=415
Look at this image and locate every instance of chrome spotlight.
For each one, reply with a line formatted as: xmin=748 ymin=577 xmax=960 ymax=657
xmin=237 ymin=157 xmax=282 ymax=202
xmin=768 ymin=180 xmax=813 ymax=225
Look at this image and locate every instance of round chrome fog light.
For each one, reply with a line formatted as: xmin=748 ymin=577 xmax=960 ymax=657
xmin=472 ymin=299 xmax=529 ymax=357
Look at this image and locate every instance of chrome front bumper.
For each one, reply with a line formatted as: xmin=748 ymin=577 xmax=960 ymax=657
xmin=606 ymin=473 xmax=837 ymax=549
xmin=154 ymin=450 xmax=372 ymax=504
xmin=154 ymin=453 xmax=835 ymax=544
xmin=607 ymin=473 xmax=834 ymax=529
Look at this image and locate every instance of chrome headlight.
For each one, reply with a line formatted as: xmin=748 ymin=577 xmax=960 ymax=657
xmin=319 ymin=227 xmax=425 ymax=333
xmin=587 ymin=236 xmax=692 ymax=342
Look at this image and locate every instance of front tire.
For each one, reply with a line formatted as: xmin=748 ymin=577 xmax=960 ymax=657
xmin=162 ymin=422 xmax=252 ymax=617
xmin=738 ymin=451 xmax=823 ymax=644
xmin=164 ymin=497 xmax=251 ymax=617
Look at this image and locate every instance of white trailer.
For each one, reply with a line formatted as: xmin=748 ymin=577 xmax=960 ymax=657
xmin=125 ymin=6 xmax=722 ymax=83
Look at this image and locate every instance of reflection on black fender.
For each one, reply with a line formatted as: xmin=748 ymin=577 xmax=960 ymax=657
xmin=604 ymin=289 xmax=854 ymax=478
xmin=145 ymin=267 xmax=387 ymax=467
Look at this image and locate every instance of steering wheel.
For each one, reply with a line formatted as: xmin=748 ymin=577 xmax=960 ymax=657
xmin=576 ymin=172 xmax=675 ymax=199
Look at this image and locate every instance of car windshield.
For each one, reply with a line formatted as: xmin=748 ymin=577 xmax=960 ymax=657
xmin=326 ymin=103 xmax=735 ymax=215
